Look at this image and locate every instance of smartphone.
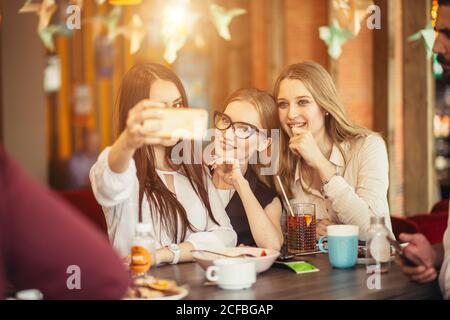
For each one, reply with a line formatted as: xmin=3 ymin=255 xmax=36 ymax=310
xmin=144 ymin=108 xmax=208 ymax=141
xmin=386 ymin=236 xmax=417 ymax=267
xmin=277 ymin=250 xmax=323 ymax=262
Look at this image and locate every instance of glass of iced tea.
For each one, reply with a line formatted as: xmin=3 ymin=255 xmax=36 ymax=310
xmin=287 ymin=203 xmax=316 ymax=254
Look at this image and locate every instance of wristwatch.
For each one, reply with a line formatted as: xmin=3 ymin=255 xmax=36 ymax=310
xmin=167 ymin=244 xmax=181 ymax=264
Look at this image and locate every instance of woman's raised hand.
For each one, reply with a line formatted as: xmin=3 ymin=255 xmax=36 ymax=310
xmin=212 ymin=157 xmax=245 ymax=188
xmin=288 ymin=127 xmax=325 ymax=169
xmin=124 ymin=99 xmax=166 ymax=150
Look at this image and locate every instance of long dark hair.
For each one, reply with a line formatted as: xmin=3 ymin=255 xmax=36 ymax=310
xmin=116 ymin=62 xmax=219 ymax=243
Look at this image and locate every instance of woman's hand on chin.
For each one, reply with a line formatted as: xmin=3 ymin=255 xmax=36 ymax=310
xmin=288 ymin=127 xmax=325 ymax=169
xmin=213 ymin=157 xmax=247 ymax=188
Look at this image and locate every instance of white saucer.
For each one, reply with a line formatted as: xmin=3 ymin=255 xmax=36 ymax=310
xmin=218 ymin=282 xmax=254 ymax=290
xmin=124 ymin=287 xmax=189 ymax=300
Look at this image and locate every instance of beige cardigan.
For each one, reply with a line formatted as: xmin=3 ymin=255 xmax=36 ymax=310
xmin=291 ymin=134 xmax=392 ymax=240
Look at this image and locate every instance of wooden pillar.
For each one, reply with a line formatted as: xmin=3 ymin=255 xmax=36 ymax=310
xmin=209 ymin=3 xmax=230 ymax=116
xmin=374 ymin=0 xmax=392 ymax=137
xmin=228 ymin=0 xmax=251 ymax=93
xmin=373 ymin=0 xmax=400 ymax=214
xmin=249 ymin=0 xmax=269 ymax=90
xmin=1 ymin=0 xmax=47 ymax=183
xmin=209 ymin=0 xmax=251 ymax=115
xmin=328 ymin=0 xmax=338 ymax=81
xmin=402 ymin=0 xmax=435 ymax=215
xmin=267 ymin=0 xmax=285 ymax=92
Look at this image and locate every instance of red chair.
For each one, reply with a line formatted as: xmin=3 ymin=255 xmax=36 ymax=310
xmin=408 ymin=211 xmax=448 ymax=245
xmin=431 ymin=199 xmax=449 ymax=214
xmin=390 ymin=216 xmax=420 ymax=239
xmin=56 ymin=188 xmax=107 ymax=235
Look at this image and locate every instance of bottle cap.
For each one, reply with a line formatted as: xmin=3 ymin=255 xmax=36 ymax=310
xmin=16 ymin=289 xmax=43 ymax=300
xmin=136 ymin=223 xmax=152 ymax=233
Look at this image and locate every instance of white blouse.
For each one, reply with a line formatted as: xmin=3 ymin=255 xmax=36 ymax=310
xmin=216 ymin=188 xmax=236 ymax=207
xmin=89 ymin=147 xmax=237 ymax=258
xmin=291 ymin=134 xmax=393 ymax=240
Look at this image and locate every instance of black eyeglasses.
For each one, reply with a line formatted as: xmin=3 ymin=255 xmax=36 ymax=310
xmin=214 ymin=111 xmax=265 ymax=139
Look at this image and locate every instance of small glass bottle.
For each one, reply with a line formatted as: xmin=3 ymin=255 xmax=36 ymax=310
xmin=130 ymin=223 xmax=156 ymax=277
xmin=365 ymin=216 xmax=391 ymax=273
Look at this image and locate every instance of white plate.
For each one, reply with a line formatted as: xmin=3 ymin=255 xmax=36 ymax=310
xmin=124 ymin=287 xmax=188 ymax=300
xmin=192 ymin=247 xmax=280 ymax=273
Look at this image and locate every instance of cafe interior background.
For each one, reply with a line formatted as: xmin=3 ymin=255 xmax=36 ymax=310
xmin=0 ymin=0 xmax=448 ymax=242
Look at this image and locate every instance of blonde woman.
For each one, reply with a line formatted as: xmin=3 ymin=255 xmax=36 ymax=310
xmin=211 ymin=88 xmax=283 ymax=251
xmin=273 ymin=61 xmax=392 ymax=240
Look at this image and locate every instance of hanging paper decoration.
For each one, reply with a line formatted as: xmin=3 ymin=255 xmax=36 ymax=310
xmin=89 ymin=6 xmax=123 ymax=41
xmin=209 ymin=4 xmax=246 ymax=41
xmin=18 ymin=0 xmax=73 ymax=52
xmin=408 ymin=22 xmax=436 ymax=59
xmin=39 ymin=24 xmax=72 ymax=51
xmin=19 ymin=0 xmax=57 ymax=31
xmin=19 ymin=0 xmax=248 ymax=64
xmin=319 ymin=19 xmax=355 ymax=59
xmin=332 ymin=0 xmax=373 ymax=36
xmin=19 ymin=0 xmax=43 ymax=14
xmin=114 ymin=14 xmax=147 ymax=54
xmin=161 ymin=0 xmax=197 ymax=64
xmin=408 ymin=19 xmax=443 ymax=79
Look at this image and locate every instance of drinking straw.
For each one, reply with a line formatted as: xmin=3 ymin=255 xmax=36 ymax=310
xmin=276 ymin=175 xmax=295 ymax=217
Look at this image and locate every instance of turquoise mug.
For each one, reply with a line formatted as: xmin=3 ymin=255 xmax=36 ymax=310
xmin=318 ymin=225 xmax=359 ymax=269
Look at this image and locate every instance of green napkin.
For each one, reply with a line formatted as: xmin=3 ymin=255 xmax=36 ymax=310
xmin=276 ymin=261 xmax=320 ymax=274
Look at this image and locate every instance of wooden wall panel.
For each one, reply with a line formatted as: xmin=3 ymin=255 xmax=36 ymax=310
xmin=402 ymin=0 xmax=435 ymax=215
xmin=284 ymin=0 xmax=328 ymax=68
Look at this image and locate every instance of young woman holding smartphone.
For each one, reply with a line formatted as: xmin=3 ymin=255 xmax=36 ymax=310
xmin=90 ymin=63 xmax=236 ymax=264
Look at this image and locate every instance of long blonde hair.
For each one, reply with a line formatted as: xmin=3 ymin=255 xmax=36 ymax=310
xmin=273 ymin=61 xmax=373 ymax=197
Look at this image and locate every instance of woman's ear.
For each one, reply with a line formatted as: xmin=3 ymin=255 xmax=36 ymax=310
xmin=257 ymin=137 xmax=272 ymax=152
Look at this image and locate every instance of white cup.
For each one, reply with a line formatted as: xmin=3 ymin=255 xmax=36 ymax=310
xmin=205 ymin=259 xmax=256 ymax=290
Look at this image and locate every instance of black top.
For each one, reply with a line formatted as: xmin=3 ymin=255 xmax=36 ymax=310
xmin=225 ymin=169 xmax=279 ymax=247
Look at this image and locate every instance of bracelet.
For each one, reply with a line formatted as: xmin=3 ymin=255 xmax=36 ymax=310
xmin=320 ymin=165 xmax=339 ymax=198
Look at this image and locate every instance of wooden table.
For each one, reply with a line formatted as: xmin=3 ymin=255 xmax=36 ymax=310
xmin=151 ymin=253 xmax=442 ymax=300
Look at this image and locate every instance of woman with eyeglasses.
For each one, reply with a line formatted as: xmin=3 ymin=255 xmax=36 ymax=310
xmin=210 ymin=88 xmax=283 ymax=251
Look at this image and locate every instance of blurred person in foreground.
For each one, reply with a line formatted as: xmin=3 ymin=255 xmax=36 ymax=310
xmin=0 ymin=147 xmax=129 ymax=299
